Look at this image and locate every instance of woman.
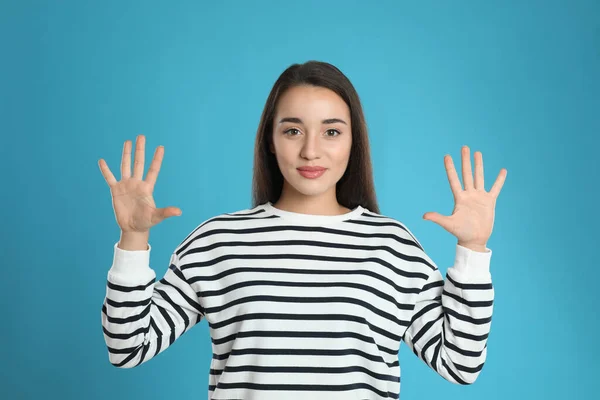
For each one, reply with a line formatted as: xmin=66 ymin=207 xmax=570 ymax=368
xmin=99 ymin=61 xmax=507 ymax=399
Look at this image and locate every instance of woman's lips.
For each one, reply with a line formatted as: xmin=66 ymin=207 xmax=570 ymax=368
xmin=297 ymin=168 xmax=326 ymax=179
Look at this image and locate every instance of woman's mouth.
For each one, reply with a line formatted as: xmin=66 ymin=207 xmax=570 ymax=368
xmin=297 ymin=167 xmax=326 ymax=179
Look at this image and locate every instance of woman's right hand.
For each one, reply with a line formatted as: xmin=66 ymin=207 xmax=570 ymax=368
xmin=98 ymin=135 xmax=182 ymax=234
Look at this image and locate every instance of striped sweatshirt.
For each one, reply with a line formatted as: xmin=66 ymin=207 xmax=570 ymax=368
xmin=101 ymin=201 xmax=494 ymax=399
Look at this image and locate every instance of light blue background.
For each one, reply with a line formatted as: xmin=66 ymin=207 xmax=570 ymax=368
xmin=2 ymin=0 xmax=598 ymax=399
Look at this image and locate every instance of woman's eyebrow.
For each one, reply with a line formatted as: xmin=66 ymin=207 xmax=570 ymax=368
xmin=278 ymin=117 xmax=348 ymax=125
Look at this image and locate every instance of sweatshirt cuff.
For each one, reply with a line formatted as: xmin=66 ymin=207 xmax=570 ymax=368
xmin=108 ymin=241 xmax=155 ymax=284
xmin=448 ymin=244 xmax=492 ymax=280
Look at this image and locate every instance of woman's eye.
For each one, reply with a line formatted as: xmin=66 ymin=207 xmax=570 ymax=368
xmin=326 ymin=129 xmax=341 ymax=137
xmin=284 ymin=128 xmax=300 ymax=136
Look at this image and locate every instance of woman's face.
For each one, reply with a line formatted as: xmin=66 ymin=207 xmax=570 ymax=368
xmin=270 ymin=85 xmax=352 ymax=201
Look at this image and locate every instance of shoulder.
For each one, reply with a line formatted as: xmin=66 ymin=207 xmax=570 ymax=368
xmin=172 ymin=203 xmax=269 ymax=256
xmin=358 ymin=207 xmax=425 ymax=251
xmin=355 ymin=207 xmax=438 ymax=273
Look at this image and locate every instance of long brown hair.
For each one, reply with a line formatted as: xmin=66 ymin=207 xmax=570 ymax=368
xmin=251 ymin=60 xmax=380 ymax=214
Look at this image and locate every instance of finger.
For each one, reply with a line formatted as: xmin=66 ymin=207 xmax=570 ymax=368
xmin=145 ymin=145 xmax=164 ymax=187
xmin=133 ymin=135 xmax=145 ymax=180
xmin=152 ymin=206 xmax=182 ymax=225
xmin=462 ymin=145 xmax=474 ymax=190
xmin=164 ymin=206 xmax=182 ymax=217
xmin=489 ymin=168 xmax=507 ymax=198
xmin=444 ymin=155 xmax=463 ymax=196
xmin=474 ymin=151 xmax=484 ymax=190
xmin=121 ymin=140 xmax=132 ymax=179
xmin=98 ymin=159 xmax=117 ymax=187
xmin=423 ymin=211 xmax=452 ymax=232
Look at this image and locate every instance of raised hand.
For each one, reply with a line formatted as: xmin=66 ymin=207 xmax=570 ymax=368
xmin=422 ymin=146 xmax=507 ymax=251
xmin=98 ymin=135 xmax=182 ymax=234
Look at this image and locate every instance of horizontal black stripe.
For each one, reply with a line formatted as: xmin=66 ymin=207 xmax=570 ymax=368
xmin=421 ymin=278 xmax=444 ymax=292
xmin=181 ymin=251 xmax=429 ymax=280
xmin=348 ymin=219 xmax=423 ymax=247
xmin=211 ymin=329 xmax=398 ymax=356
xmin=189 ymin=266 xmax=422 ymax=295
xmin=106 ymin=297 xmax=150 ymax=308
xmin=211 ymin=364 xmax=399 ymax=383
xmin=446 ymin=273 xmax=492 ymax=290
xmin=443 ymin=289 xmax=494 ymax=308
xmin=201 ymin=279 xmax=413 ymax=311
xmin=204 ymin=294 xmax=405 ymax=327
xmin=176 ymin=211 xmax=271 ymax=249
xmin=107 ymin=278 xmax=154 ymax=293
xmin=102 ymin=302 xmax=150 ymax=324
xmin=214 ymin=382 xmax=399 ymax=399
xmin=451 ymin=328 xmax=489 ymax=341
xmin=224 ymin=209 xmax=271 ymax=217
xmin=106 ymin=344 xmax=139 ymax=354
xmin=217 ymin=347 xmax=399 ymax=369
xmin=444 ymin=337 xmax=484 ymax=357
xmin=444 ymin=307 xmax=492 ymax=325
xmin=454 ymin=360 xmax=485 ymax=373
xmin=102 ymin=324 xmax=147 ymax=340
xmin=208 ymin=312 xmax=403 ymax=342
xmin=347 ymin=219 xmax=424 ymax=251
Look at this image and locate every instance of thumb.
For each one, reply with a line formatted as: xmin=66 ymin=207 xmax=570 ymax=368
xmin=423 ymin=212 xmax=449 ymax=228
xmin=154 ymin=206 xmax=182 ymax=223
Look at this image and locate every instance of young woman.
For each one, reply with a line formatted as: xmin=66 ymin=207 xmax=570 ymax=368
xmin=99 ymin=61 xmax=507 ymax=399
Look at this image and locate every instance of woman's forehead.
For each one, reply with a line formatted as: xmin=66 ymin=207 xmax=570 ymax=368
xmin=276 ymin=87 xmax=350 ymax=120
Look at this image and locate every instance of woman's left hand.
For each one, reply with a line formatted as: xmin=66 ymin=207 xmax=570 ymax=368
xmin=423 ymin=146 xmax=507 ymax=252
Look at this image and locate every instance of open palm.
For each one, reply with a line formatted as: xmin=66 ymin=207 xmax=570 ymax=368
xmin=423 ymin=146 xmax=507 ymax=249
xmin=98 ymin=135 xmax=182 ymax=233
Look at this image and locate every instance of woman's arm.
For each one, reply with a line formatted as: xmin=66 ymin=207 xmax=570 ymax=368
xmin=402 ymin=244 xmax=493 ymax=385
xmin=100 ymin=242 xmax=205 ymax=368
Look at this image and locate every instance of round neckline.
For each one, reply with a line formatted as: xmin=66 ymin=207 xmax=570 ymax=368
xmin=263 ymin=201 xmax=364 ymax=225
